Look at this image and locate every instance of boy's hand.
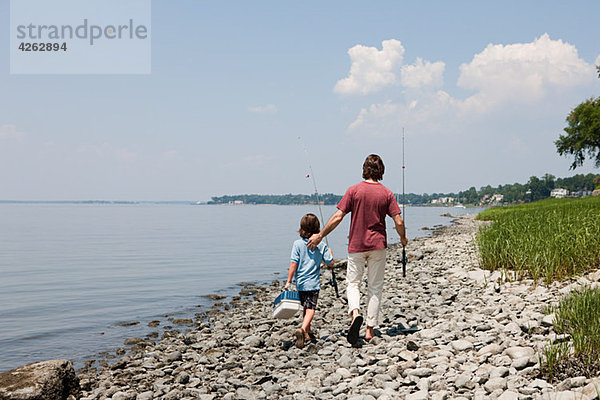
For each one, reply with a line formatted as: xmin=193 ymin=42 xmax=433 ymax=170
xmin=283 ymin=282 xmax=290 ymax=291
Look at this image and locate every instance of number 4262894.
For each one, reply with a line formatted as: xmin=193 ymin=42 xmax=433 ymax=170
xmin=18 ymin=42 xmax=67 ymax=52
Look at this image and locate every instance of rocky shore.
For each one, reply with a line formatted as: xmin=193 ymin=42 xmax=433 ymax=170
xmin=4 ymin=214 xmax=600 ymax=399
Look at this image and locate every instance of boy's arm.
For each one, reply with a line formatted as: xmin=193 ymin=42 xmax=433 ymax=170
xmin=283 ymin=262 xmax=298 ymax=290
xmin=325 ymin=247 xmax=335 ymax=267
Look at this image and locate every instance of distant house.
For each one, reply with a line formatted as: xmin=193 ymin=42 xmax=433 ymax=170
xmin=432 ymin=197 xmax=454 ymax=205
xmin=571 ymin=190 xmax=593 ymax=198
xmin=550 ymin=188 xmax=568 ymax=198
xmin=491 ymin=194 xmax=504 ymax=203
xmin=480 ymin=193 xmax=504 ymax=206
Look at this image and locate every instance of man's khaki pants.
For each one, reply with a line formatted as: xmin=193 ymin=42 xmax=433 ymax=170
xmin=346 ymin=248 xmax=386 ymax=327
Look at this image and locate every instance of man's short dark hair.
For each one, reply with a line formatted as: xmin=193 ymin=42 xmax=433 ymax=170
xmin=299 ymin=213 xmax=320 ymax=239
xmin=362 ymin=154 xmax=385 ymax=181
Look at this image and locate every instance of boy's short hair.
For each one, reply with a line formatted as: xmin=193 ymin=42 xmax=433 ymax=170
xmin=299 ymin=213 xmax=320 ymax=239
xmin=362 ymin=154 xmax=385 ymax=181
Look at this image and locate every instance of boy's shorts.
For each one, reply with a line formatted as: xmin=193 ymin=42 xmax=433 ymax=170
xmin=299 ymin=290 xmax=319 ymax=310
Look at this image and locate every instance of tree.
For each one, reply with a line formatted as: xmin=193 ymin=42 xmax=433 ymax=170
xmin=555 ymin=66 xmax=600 ymax=169
xmin=528 ymin=176 xmax=551 ymax=201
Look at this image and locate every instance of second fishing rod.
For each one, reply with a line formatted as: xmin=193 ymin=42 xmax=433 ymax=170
xmin=298 ymin=137 xmax=341 ymax=299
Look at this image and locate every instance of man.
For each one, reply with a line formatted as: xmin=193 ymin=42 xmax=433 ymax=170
xmin=307 ymin=154 xmax=408 ymax=344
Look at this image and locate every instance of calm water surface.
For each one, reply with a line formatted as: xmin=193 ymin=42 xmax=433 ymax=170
xmin=0 ymin=203 xmax=482 ymax=372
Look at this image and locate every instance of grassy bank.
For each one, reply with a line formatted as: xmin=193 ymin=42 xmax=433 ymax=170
xmin=541 ymin=287 xmax=600 ymax=381
xmin=476 ymin=196 xmax=600 ymax=283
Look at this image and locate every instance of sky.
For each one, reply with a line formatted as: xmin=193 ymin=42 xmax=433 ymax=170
xmin=1 ymin=0 xmax=599 ymax=201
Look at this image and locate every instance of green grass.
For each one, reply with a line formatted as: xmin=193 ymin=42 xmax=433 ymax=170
xmin=476 ymin=196 xmax=600 ymax=282
xmin=541 ymin=287 xmax=600 ymax=381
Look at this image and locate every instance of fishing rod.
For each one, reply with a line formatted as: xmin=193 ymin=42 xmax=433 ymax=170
xmin=401 ymin=128 xmax=407 ymax=278
xmin=298 ymin=137 xmax=340 ymax=298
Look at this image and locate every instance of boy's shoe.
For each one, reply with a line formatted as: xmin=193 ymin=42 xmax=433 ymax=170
xmin=295 ymin=328 xmax=305 ymax=349
xmin=347 ymin=315 xmax=363 ymax=345
xmin=305 ymin=331 xmax=317 ymax=343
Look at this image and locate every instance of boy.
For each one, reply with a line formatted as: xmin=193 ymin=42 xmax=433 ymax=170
xmin=284 ymin=213 xmax=334 ymax=348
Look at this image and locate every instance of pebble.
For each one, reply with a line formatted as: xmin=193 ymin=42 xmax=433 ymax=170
xmin=74 ymin=215 xmax=593 ymax=400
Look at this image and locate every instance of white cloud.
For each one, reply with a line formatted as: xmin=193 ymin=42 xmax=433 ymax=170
xmin=248 ymin=104 xmax=277 ymax=114
xmin=401 ymin=58 xmax=445 ymax=89
xmin=76 ymin=143 xmax=138 ymax=162
xmin=347 ymin=34 xmax=599 ymax=135
xmin=458 ymin=34 xmax=595 ymax=106
xmin=348 ymin=90 xmax=460 ymax=135
xmin=334 ymin=39 xmax=405 ymax=95
xmin=0 ymin=124 xmax=25 ymax=141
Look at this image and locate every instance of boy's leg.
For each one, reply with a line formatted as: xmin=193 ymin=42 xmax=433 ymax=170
xmin=365 ymin=249 xmax=386 ymax=340
xmin=300 ymin=290 xmax=319 ymax=337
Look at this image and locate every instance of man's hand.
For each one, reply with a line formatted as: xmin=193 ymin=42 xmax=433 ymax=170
xmin=283 ymin=282 xmax=290 ymax=291
xmin=307 ymin=233 xmax=322 ymax=250
xmin=306 ymin=210 xmax=347 ymax=250
xmin=400 ymin=235 xmax=408 ymax=247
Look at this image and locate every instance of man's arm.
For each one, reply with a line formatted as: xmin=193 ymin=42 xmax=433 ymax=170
xmin=307 ymin=209 xmax=347 ymax=249
xmin=393 ymin=213 xmax=408 ymax=246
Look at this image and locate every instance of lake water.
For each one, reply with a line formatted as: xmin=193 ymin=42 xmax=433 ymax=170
xmin=0 ymin=203 xmax=483 ymax=372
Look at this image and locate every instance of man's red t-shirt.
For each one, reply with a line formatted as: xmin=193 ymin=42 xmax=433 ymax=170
xmin=337 ymin=181 xmax=401 ymax=253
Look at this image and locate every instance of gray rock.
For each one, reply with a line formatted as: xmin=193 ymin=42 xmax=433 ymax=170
xmin=398 ymin=350 xmax=418 ymax=361
xmin=541 ymin=313 xmax=555 ymax=327
xmin=511 ymin=356 xmax=531 ymax=370
xmin=243 ymin=335 xmax=263 ymax=348
xmin=484 ymin=377 xmax=507 ymax=393
xmin=338 ymin=354 xmax=353 ymax=368
xmin=582 ymin=378 xmax=600 ymax=399
xmin=490 ymin=366 xmax=509 ymax=378
xmin=164 ymin=389 xmax=182 ymax=400
xmin=406 ymin=390 xmax=429 ymax=400
xmin=175 ymin=372 xmax=189 ymax=384
xmin=407 ymin=368 xmax=434 ymax=378
xmin=556 ymin=378 xmax=572 ymax=391
xmin=165 ymin=351 xmax=182 ymax=363
xmin=450 ymin=339 xmax=474 ymax=352
xmin=455 ymin=373 xmax=472 ymax=389
xmin=419 ymin=329 xmax=442 ymax=340
xmin=477 ymin=343 xmax=502 ymax=356
xmin=504 ymin=346 xmax=534 ymax=360
xmin=497 ymin=390 xmax=519 ymax=400
xmin=288 ymin=377 xmax=320 ymax=393
xmin=0 ymin=360 xmax=80 ymax=400
xmin=571 ymin=376 xmax=587 ymax=388
xmin=112 ymin=391 xmax=135 ymax=400
xmin=136 ymin=391 xmax=154 ymax=400
xmin=336 ymin=368 xmax=352 ymax=379
xmin=553 ymin=391 xmax=585 ymax=400
xmin=124 ymin=337 xmax=146 ymax=346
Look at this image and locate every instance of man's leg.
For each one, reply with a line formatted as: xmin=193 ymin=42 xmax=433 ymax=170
xmin=346 ymin=252 xmax=366 ymax=344
xmin=346 ymin=252 xmax=366 ymax=317
xmin=365 ymin=248 xmax=387 ymax=340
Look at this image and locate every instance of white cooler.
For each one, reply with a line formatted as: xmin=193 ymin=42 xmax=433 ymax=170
xmin=273 ymin=291 xmax=302 ymax=319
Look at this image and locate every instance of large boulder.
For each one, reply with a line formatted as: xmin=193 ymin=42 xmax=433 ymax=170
xmin=0 ymin=360 xmax=79 ymax=400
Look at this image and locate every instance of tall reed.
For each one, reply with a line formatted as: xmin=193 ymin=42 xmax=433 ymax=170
xmin=477 ymin=196 xmax=600 ymax=282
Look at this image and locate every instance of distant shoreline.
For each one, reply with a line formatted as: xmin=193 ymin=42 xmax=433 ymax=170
xmin=0 ymin=200 xmax=480 ymax=208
